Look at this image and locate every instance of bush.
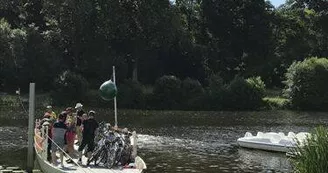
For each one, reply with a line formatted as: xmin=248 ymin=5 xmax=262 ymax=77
xmin=203 ymin=74 xmax=226 ymax=110
xmin=283 ymin=57 xmax=328 ymax=110
xmin=152 ymin=75 xmax=182 ymax=109
xmin=116 ymin=79 xmax=145 ymax=109
xmin=181 ymin=78 xmax=204 ymax=110
xmin=224 ymin=76 xmax=266 ymax=110
xmin=51 ymin=71 xmax=89 ymax=105
xmin=207 ymin=73 xmax=225 ymax=94
xmin=291 ymin=126 xmax=328 ymax=173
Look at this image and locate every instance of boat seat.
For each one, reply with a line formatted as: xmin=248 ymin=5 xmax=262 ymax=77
xmin=296 ymin=132 xmax=310 ymax=142
xmin=288 ymin=132 xmax=296 ymax=138
xmin=278 ymin=132 xmax=285 ymax=137
xmin=244 ymin=132 xmax=253 ymax=137
xmin=256 ymin=132 xmax=264 ymax=137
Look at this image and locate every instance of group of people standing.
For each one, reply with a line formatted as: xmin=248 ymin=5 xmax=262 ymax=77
xmin=39 ymin=103 xmax=99 ymax=167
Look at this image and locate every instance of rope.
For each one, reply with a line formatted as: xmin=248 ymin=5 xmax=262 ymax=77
xmin=17 ymin=95 xmax=28 ymax=114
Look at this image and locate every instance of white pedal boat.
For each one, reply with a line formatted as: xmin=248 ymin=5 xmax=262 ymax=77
xmin=237 ymin=132 xmax=309 ymax=152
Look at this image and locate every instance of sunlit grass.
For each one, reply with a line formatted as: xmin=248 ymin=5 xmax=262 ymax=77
xmin=290 ymin=126 xmax=328 ymax=173
xmin=263 ymin=97 xmax=290 ymax=109
xmin=0 ymin=94 xmax=20 ymax=107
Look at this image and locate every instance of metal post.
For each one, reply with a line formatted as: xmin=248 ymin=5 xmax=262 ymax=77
xmin=27 ymin=83 xmax=35 ymax=173
xmin=44 ymin=126 xmax=48 ymax=160
xmin=113 ymin=66 xmax=118 ymax=128
xmin=131 ymin=131 xmax=137 ymax=159
xmin=40 ymin=126 xmax=45 ymax=159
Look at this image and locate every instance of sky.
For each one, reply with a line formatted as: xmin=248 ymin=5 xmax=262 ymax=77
xmin=270 ymin=0 xmax=286 ymax=7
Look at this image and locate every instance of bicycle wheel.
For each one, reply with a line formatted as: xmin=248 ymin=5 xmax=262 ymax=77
xmin=106 ymin=147 xmax=116 ymax=168
xmin=87 ymin=146 xmax=103 ymax=165
xmin=95 ymin=149 xmax=107 ymax=166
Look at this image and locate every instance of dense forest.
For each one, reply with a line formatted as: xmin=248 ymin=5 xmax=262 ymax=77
xmin=0 ymin=0 xmax=328 ymax=110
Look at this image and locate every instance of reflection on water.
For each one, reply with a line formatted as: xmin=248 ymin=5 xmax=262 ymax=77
xmin=0 ymin=109 xmax=327 ymax=172
xmin=237 ymin=149 xmax=291 ymax=172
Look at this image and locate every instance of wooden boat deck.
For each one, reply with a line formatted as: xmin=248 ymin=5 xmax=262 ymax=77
xmin=50 ymin=145 xmax=142 ymax=173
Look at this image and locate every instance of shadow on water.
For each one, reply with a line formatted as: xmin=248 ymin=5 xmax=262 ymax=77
xmin=1 ymin=107 xmax=328 ymax=172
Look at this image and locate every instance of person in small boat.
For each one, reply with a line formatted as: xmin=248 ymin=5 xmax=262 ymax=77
xmin=78 ymin=110 xmax=99 ymax=164
xmin=46 ymin=105 xmax=57 ymax=119
xmin=51 ymin=113 xmax=67 ymax=167
xmin=75 ymin=103 xmax=84 ymax=145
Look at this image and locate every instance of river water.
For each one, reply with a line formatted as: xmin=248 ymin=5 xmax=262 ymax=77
xmin=0 ymin=108 xmax=327 ymax=173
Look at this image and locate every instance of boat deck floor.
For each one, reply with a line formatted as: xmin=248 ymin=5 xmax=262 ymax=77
xmin=51 ymin=143 xmax=140 ymax=173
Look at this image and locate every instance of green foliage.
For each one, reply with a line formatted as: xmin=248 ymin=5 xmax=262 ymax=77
xmin=202 ymin=73 xmax=226 ymax=110
xmin=224 ymin=76 xmax=266 ymax=110
xmin=291 ymin=126 xmax=328 ymax=173
xmin=181 ymin=78 xmax=204 ymax=110
xmin=263 ymin=97 xmax=290 ymax=109
xmin=0 ymin=0 xmax=327 ymax=111
xmin=283 ymin=57 xmax=328 ymax=110
xmin=51 ymin=71 xmax=89 ymax=105
xmin=207 ymin=73 xmax=225 ymax=95
xmin=0 ymin=94 xmax=19 ymax=107
xmin=152 ymin=75 xmax=182 ymax=109
xmin=117 ymin=80 xmax=146 ymax=109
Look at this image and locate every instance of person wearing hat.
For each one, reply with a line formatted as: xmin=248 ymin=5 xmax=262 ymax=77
xmin=75 ymin=103 xmax=84 ymax=145
xmin=64 ymin=107 xmax=73 ymax=124
xmin=46 ymin=105 xmax=57 ymax=119
xmin=78 ymin=110 xmax=99 ymax=164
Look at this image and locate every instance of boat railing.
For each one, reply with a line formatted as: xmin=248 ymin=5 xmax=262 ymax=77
xmin=35 ymin=119 xmax=84 ymax=169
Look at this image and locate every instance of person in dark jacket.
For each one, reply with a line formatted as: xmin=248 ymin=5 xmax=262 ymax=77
xmin=78 ymin=110 xmax=99 ymax=164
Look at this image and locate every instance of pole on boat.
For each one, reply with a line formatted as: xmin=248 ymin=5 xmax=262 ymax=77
xmin=27 ymin=83 xmax=35 ymax=173
xmin=113 ymin=66 xmax=118 ymax=128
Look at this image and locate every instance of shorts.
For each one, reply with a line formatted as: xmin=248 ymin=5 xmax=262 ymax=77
xmin=51 ymin=139 xmax=65 ymax=152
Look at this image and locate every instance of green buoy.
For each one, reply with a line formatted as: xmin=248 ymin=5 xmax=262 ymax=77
xmin=99 ymin=80 xmax=117 ymax=101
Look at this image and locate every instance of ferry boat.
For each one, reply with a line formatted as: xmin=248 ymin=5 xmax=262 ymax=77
xmin=34 ymin=120 xmax=146 ymax=173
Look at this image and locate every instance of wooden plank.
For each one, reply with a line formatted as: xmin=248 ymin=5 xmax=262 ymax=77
xmin=12 ymin=170 xmax=25 ymax=173
xmin=6 ymin=167 xmax=19 ymax=170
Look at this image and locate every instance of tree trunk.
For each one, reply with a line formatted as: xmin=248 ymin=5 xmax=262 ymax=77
xmin=132 ymin=58 xmax=138 ymax=82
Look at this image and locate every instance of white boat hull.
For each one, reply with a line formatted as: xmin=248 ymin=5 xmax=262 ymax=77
xmin=35 ymin=148 xmax=65 ymax=173
xmin=237 ymin=140 xmax=295 ymax=153
xmin=237 ymin=131 xmax=309 ymax=153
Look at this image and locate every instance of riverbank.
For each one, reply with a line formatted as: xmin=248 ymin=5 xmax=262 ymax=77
xmin=0 ymin=88 xmax=290 ymax=113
